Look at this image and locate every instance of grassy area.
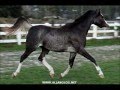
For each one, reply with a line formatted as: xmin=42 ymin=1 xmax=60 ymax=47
xmin=0 ymin=59 xmax=119 ymax=84
xmin=0 ymin=38 xmax=119 ymax=84
xmin=86 ymin=38 xmax=120 ymax=47
xmin=0 ymin=43 xmax=26 ymax=51
xmin=0 ymin=38 xmax=120 ymax=52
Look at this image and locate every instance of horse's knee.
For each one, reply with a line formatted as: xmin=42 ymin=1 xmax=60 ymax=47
xmin=38 ymin=52 xmax=44 ymax=62
xmin=69 ymin=61 xmax=73 ymax=68
xmin=38 ymin=56 xmax=43 ymax=62
xmin=20 ymin=54 xmax=27 ymax=62
xmin=70 ymin=64 xmax=73 ymax=68
xmin=20 ymin=53 xmax=29 ymax=61
xmin=20 ymin=49 xmax=34 ymax=63
xmin=69 ymin=52 xmax=76 ymax=68
xmin=69 ymin=59 xmax=75 ymax=68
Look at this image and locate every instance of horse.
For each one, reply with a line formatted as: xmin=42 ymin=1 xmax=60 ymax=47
xmin=3 ymin=9 xmax=109 ymax=79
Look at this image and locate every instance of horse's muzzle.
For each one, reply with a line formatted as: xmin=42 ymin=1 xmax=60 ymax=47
xmin=105 ymin=23 xmax=109 ymax=28
xmin=101 ymin=22 xmax=109 ymax=28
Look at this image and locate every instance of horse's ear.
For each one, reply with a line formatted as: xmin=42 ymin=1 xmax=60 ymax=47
xmin=96 ymin=9 xmax=101 ymax=15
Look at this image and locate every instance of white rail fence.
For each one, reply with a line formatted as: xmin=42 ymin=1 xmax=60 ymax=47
xmin=0 ymin=22 xmax=120 ymax=45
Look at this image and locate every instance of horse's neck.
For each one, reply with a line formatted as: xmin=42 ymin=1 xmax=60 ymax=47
xmin=76 ymin=17 xmax=93 ymax=35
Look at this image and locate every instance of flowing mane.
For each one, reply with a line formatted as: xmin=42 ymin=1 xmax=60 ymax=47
xmin=61 ymin=10 xmax=96 ymax=29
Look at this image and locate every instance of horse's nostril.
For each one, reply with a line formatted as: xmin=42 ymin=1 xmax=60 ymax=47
xmin=103 ymin=22 xmax=109 ymax=28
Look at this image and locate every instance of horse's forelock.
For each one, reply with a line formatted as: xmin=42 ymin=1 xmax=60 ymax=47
xmin=94 ymin=9 xmax=103 ymax=17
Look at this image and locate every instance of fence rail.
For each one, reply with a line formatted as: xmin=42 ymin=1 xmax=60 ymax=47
xmin=0 ymin=21 xmax=120 ymax=45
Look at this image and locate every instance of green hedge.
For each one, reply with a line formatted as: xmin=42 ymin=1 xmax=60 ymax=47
xmin=109 ymin=26 xmax=120 ymax=31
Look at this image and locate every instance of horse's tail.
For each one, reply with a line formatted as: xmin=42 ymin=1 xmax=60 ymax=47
xmin=1 ymin=16 xmax=32 ymax=35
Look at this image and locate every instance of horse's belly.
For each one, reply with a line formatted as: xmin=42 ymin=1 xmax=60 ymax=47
xmin=43 ymin=34 xmax=76 ymax=52
xmin=44 ymin=42 xmax=76 ymax=52
xmin=45 ymin=43 xmax=66 ymax=52
xmin=65 ymin=46 xmax=76 ymax=52
xmin=50 ymin=46 xmax=76 ymax=52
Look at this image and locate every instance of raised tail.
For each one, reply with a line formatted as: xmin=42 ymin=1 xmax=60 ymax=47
xmin=1 ymin=16 xmax=32 ymax=35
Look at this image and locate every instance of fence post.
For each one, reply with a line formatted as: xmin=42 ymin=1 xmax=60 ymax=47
xmin=44 ymin=22 xmax=52 ymax=27
xmin=114 ymin=22 xmax=118 ymax=37
xmin=93 ymin=25 xmax=97 ymax=39
xmin=16 ymin=30 xmax=21 ymax=45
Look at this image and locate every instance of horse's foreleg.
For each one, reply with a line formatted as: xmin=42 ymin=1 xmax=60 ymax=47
xmin=60 ymin=52 xmax=76 ymax=78
xmin=38 ymin=47 xmax=54 ymax=78
xmin=60 ymin=65 xmax=71 ymax=78
xmin=78 ymin=47 xmax=104 ymax=78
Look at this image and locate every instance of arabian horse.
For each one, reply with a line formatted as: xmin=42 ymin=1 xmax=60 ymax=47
xmin=3 ymin=9 xmax=109 ymax=78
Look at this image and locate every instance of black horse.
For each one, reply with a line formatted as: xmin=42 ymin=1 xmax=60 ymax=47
xmin=3 ymin=9 xmax=109 ymax=78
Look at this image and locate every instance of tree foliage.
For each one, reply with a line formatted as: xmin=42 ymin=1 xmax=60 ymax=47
xmin=0 ymin=5 xmax=120 ymax=20
xmin=0 ymin=6 xmax=22 ymax=18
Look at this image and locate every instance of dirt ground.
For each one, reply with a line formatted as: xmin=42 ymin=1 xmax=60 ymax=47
xmin=0 ymin=45 xmax=120 ymax=74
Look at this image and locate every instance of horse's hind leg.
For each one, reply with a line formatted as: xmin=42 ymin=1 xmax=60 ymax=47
xmin=38 ymin=47 xmax=54 ymax=78
xmin=12 ymin=47 xmax=36 ymax=77
xmin=60 ymin=52 xmax=76 ymax=78
xmin=78 ymin=47 xmax=104 ymax=78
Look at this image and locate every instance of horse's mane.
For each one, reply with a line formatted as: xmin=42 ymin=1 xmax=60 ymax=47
xmin=61 ymin=10 xmax=96 ymax=29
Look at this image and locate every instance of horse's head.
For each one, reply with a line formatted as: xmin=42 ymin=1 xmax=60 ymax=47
xmin=93 ymin=9 xmax=109 ymax=28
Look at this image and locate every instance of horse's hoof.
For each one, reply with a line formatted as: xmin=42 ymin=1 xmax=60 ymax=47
xmin=59 ymin=74 xmax=63 ymax=79
xmin=12 ymin=73 xmax=16 ymax=78
xmin=12 ymin=72 xmax=17 ymax=78
xmin=99 ymin=74 xmax=104 ymax=78
xmin=50 ymin=74 xmax=54 ymax=79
